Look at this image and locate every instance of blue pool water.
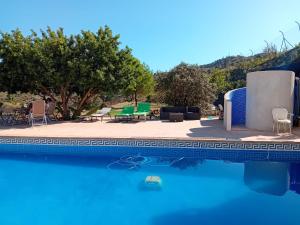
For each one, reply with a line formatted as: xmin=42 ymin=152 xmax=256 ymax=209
xmin=0 ymin=153 xmax=299 ymax=225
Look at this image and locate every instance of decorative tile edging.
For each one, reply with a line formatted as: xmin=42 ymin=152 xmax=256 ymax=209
xmin=0 ymin=136 xmax=300 ymax=151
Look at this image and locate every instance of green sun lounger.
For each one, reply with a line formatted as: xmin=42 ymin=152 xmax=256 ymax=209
xmin=133 ymin=102 xmax=151 ymax=120
xmin=115 ymin=106 xmax=134 ymax=121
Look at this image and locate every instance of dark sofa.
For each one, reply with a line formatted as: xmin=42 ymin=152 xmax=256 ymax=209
xmin=160 ymin=106 xmax=201 ymax=120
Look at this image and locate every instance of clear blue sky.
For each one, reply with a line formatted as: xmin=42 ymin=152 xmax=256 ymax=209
xmin=1 ymin=0 xmax=300 ymax=71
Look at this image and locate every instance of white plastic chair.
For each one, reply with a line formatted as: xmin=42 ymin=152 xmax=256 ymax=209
xmin=218 ymin=104 xmax=224 ymax=120
xmin=218 ymin=104 xmax=224 ymax=111
xmin=272 ymin=108 xmax=292 ymax=134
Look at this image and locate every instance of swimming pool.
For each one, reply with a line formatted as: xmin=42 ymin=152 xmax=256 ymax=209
xmin=0 ymin=152 xmax=299 ymax=225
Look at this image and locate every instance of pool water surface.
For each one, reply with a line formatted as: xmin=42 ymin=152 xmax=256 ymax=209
xmin=0 ymin=154 xmax=299 ymax=225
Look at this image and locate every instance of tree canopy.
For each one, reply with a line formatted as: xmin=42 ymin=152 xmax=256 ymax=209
xmin=0 ymin=26 xmax=153 ymax=119
xmin=121 ymin=57 xmax=154 ymax=106
xmin=155 ymin=63 xmax=215 ymax=109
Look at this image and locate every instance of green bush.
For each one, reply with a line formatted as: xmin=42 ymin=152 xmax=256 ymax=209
xmin=155 ymin=63 xmax=215 ymax=110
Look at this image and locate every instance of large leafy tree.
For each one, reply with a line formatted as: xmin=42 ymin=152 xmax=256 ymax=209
xmin=155 ymin=63 xmax=215 ymax=109
xmin=0 ymin=26 xmax=145 ymax=119
xmin=0 ymin=29 xmax=34 ymax=93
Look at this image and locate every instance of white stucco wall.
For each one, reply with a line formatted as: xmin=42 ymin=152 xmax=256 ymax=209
xmin=246 ymin=71 xmax=295 ymax=131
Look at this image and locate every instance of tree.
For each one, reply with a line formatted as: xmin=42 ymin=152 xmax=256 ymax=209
xmin=0 ymin=26 xmax=138 ymax=119
xmin=122 ymin=57 xmax=154 ymax=106
xmin=209 ymin=68 xmax=231 ymax=105
xmin=227 ymin=67 xmax=247 ymax=89
xmin=0 ymin=29 xmax=34 ymax=93
xmin=155 ymin=63 xmax=215 ymax=110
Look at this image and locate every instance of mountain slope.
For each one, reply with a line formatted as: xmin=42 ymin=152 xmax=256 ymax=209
xmin=199 ymin=44 xmax=300 ymax=75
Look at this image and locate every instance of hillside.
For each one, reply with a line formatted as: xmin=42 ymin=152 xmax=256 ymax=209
xmin=200 ymin=55 xmax=248 ymax=69
xmin=196 ymin=44 xmax=300 ymax=105
xmin=199 ymin=44 xmax=300 ymax=75
xmin=255 ymin=45 xmax=300 ymax=74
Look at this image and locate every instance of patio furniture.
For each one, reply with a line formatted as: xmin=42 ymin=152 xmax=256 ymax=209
xmin=0 ymin=109 xmax=27 ymax=126
xmin=133 ymin=102 xmax=151 ymax=120
xmin=90 ymin=107 xmax=112 ymax=122
xmin=14 ymin=107 xmax=29 ymax=124
xmin=46 ymin=101 xmax=56 ymax=121
xmin=218 ymin=104 xmax=224 ymax=120
xmin=272 ymin=108 xmax=292 ymax=134
xmin=79 ymin=112 xmax=93 ymax=121
xmin=115 ymin=106 xmax=134 ymax=121
xmin=169 ymin=112 xmax=184 ymax=122
xmin=29 ymin=100 xmax=47 ymax=126
xmin=160 ymin=106 xmax=201 ymax=120
xmin=0 ymin=112 xmax=13 ymax=126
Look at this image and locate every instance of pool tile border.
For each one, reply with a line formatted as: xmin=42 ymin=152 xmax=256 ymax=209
xmin=1 ymin=136 xmax=300 ymax=161
xmin=0 ymin=136 xmax=300 ymax=151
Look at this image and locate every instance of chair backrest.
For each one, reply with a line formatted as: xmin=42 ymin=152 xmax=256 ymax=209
xmin=137 ymin=102 xmax=151 ymax=112
xmin=122 ymin=106 xmax=134 ymax=114
xmin=46 ymin=102 xmax=56 ymax=115
xmin=99 ymin=107 xmax=111 ymax=115
xmin=272 ymin=108 xmax=288 ymax=121
xmin=32 ymin=100 xmax=46 ymax=116
xmin=218 ymin=104 xmax=224 ymax=111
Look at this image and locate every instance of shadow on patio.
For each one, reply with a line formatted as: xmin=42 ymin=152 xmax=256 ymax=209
xmin=187 ymin=119 xmax=300 ymax=141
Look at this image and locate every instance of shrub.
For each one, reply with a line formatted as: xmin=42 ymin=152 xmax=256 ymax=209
xmin=155 ymin=63 xmax=215 ymax=110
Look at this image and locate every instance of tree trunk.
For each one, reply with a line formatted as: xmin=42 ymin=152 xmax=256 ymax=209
xmin=72 ymin=88 xmax=95 ymax=119
xmin=134 ymin=91 xmax=138 ymax=107
xmin=40 ymin=85 xmax=57 ymax=102
xmin=60 ymin=86 xmax=70 ymax=120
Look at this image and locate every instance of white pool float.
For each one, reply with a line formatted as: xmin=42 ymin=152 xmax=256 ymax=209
xmin=144 ymin=176 xmax=162 ymax=189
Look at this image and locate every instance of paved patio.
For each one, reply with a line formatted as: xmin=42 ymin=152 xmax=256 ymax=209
xmin=0 ymin=117 xmax=300 ymax=142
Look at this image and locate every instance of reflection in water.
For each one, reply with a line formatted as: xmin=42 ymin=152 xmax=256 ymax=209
xmin=1 ymin=152 xmax=300 ymax=197
xmin=244 ymin=162 xmax=300 ymax=196
xmin=290 ymin=163 xmax=300 ymax=194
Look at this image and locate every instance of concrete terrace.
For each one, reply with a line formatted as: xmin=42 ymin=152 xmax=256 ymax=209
xmin=1 ymin=118 xmax=300 ymax=142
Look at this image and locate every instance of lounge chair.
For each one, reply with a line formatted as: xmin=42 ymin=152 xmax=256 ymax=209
xmin=29 ymin=100 xmax=47 ymax=126
xmin=115 ymin=106 xmax=134 ymax=121
xmin=90 ymin=107 xmax=111 ymax=122
xmin=133 ymin=102 xmax=151 ymax=120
